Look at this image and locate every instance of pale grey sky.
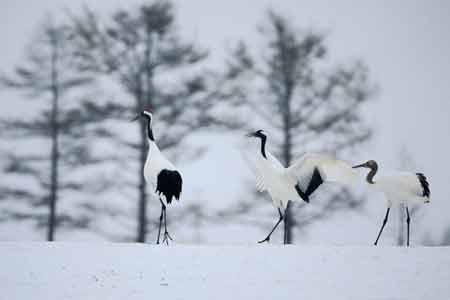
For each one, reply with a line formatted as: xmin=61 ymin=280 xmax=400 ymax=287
xmin=1 ymin=0 xmax=450 ymax=244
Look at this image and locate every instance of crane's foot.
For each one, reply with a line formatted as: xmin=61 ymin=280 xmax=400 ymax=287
xmin=258 ymin=236 xmax=270 ymax=243
xmin=156 ymin=231 xmax=162 ymax=244
xmin=162 ymin=231 xmax=173 ymax=245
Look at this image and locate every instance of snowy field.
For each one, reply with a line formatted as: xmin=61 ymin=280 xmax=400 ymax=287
xmin=1 ymin=243 xmax=449 ymax=300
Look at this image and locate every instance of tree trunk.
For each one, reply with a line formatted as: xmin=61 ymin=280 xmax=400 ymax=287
xmin=282 ymin=117 xmax=293 ymax=244
xmin=136 ymin=119 xmax=148 ymax=242
xmin=48 ymin=36 xmax=59 ymax=242
xmin=136 ymin=32 xmax=154 ymax=243
xmin=282 ymin=85 xmax=294 ymax=244
xmin=134 ymin=79 xmax=148 ymax=242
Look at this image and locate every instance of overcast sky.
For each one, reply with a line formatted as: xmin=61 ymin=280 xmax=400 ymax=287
xmin=1 ymin=0 xmax=450 ymax=244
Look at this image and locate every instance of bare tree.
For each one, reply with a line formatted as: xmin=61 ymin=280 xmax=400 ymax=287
xmin=0 ymin=17 xmax=110 ymax=240
xmin=70 ymin=1 xmax=235 ymax=242
xmin=222 ymin=11 xmax=375 ymax=243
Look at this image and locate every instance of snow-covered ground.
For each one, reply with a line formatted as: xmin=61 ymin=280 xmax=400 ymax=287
xmin=1 ymin=243 xmax=449 ymax=300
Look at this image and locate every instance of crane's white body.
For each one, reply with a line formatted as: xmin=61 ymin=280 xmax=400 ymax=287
xmin=137 ymin=109 xmax=182 ymax=244
xmin=354 ymin=159 xmax=431 ymax=246
xmin=242 ymin=148 xmax=356 ymax=209
xmin=368 ymin=173 xmax=430 ymax=207
xmin=144 ymin=140 xmax=178 ymax=205
xmin=251 ymin=152 xmax=298 ymax=209
xmin=241 ymin=130 xmax=358 ymax=244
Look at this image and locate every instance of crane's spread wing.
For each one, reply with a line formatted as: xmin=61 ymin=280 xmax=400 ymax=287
xmin=240 ymin=149 xmax=267 ymax=192
xmin=240 ymin=148 xmax=284 ymax=192
xmin=287 ymin=153 xmax=357 ymax=188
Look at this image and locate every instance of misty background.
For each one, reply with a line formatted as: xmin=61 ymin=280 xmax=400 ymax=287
xmin=0 ymin=0 xmax=449 ymax=246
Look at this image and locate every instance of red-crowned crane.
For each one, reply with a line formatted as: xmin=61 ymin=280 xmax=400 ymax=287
xmin=242 ymin=129 xmax=357 ymax=244
xmin=132 ymin=109 xmax=182 ymax=245
xmin=353 ymin=160 xmax=430 ymax=246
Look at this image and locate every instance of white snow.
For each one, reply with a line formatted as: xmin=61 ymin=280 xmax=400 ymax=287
xmin=1 ymin=243 xmax=449 ymax=300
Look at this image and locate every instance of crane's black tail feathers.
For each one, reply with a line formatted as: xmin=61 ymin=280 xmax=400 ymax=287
xmin=305 ymin=168 xmax=324 ymax=196
xmin=156 ymin=169 xmax=182 ymax=204
xmin=416 ymin=173 xmax=430 ymax=198
xmin=295 ymin=167 xmax=324 ymax=203
xmin=295 ymin=184 xmax=309 ymax=203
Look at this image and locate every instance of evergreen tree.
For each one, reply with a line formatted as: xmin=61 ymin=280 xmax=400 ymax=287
xmin=70 ymin=1 xmax=234 ymax=242
xmin=221 ymin=11 xmax=375 ymax=243
xmin=0 ymin=17 xmax=109 ymax=240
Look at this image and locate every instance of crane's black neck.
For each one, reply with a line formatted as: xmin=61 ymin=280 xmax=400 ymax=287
xmin=259 ymin=135 xmax=267 ymax=159
xmin=367 ymin=166 xmax=377 ymax=184
xmin=145 ymin=116 xmax=154 ymax=141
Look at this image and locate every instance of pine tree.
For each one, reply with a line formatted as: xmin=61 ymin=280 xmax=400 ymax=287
xmin=221 ymin=11 xmax=375 ymax=243
xmin=0 ymin=16 xmax=110 ymax=240
xmin=70 ymin=1 xmax=234 ymax=242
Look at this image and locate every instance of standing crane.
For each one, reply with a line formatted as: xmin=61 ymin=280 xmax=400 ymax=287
xmin=242 ymin=129 xmax=357 ymax=244
xmin=353 ymin=160 xmax=430 ymax=246
xmin=132 ymin=109 xmax=182 ymax=245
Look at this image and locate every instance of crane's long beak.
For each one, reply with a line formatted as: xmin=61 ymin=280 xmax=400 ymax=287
xmin=352 ymin=163 xmax=367 ymax=169
xmin=130 ymin=114 xmax=141 ymax=122
xmin=245 ymin=132 xmax=255 ymax=138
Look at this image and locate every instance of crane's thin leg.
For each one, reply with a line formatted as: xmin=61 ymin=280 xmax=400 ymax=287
xmin=283 ymin=216 xmax=288 ymax=245
xmin=374 ymin=207 xmax=390 ymax=246
xmin=258 ymin=208 xmax=283 ymax=243
xmin=406 ymin=206 xmax=411 ymax=247
xmin=162 ymin=206 xmax=173 ymax=245
xmin=156 ymin=203 xmax=164 ymax=244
